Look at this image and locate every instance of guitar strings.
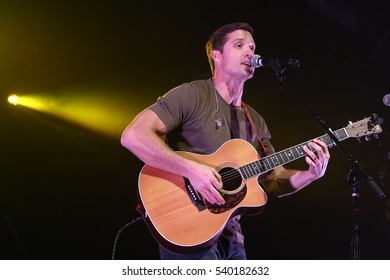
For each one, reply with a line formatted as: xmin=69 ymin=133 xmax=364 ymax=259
xmin=219 ymin=169 xmax=243 ymax=188
xmin=208 ymin=131 xmax=339 ymax=190
xmin=213 ymin=136 xmax=333 ymax=186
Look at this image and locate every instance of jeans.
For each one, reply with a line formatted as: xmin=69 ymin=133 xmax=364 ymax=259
xmin=159 ymin=234 xmax=247 ymax=260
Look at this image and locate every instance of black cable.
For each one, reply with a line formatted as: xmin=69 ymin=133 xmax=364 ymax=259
xmin=111 ymin=216 xmax=142 ymax=260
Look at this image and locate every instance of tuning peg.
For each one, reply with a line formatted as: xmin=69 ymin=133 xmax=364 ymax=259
xmin=357 ymin=137 xmax=362 ymax=143
xmin=365 ymin=135 xmax=371 ymax=141
xmin=374 ymin=134 xmax=379 ymax=139
xmin=370 ymin=113 xmax=384 ymax=125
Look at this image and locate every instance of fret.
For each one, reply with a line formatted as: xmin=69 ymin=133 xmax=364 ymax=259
xmin=271 ymin=155 xmax=280 ymax=166
xmin=251 ymin=162 xmax=260 ymax=175
xmin=247 ymin=162 xmax=256 ymax=177
xmin=287 ymin=149 xmax=295 ymax=161
xmin=268 ymin=157 xmax=275 ymax=168
xmin=242 ymin=165 xmax=251 ymax=178
xmin=239 ymin=166 xmax=246 ymax=179
xmin=325 ymin=135 xmax=335 ymax=147
xmin=247 ymin=166 xmax=254 ymax=178
xmin=321 ymin=135 xmax=331 ymax=145
xmin=256 ymin=161 xmax=265 ymax=174
xmin=281 ymin=151 xmax=289 ymax=163
xmin=242 ymin=165 xmax=250 ymax=178
xmin=245 ymin=163 xmax=253 ymax=177
xmin=267 ymin=156 xmax=275 ymax=169
xmin=337 ymin=128 xmax=348 ymax=141
xmin=263 ymin=158 xmax=271 ymax=170
xmin=292 ymin=146 xmax=300 ymax=158
xmin=296 ymin=145 xmax=305 ymax=157
xmin=268 ymin=156 xmax=274 ymax=167
xmin=276 ymin=153 xmax=284 ymax=165
xmin=258 ymin=160 xmax=266 ymax=173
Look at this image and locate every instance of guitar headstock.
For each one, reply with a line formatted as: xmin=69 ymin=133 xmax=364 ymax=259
xmin=345 ymin=113 xmax=383 ymax=141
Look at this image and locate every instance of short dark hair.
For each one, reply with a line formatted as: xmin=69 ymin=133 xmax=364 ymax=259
xmin=205 ymin=22 xmax=254 ymax=75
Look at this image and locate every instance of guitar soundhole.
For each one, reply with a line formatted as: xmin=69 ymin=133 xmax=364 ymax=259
xmin=219 ymin=167 xmax=243 ymax=192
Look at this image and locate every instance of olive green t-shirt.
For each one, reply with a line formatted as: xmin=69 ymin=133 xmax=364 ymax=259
xmin=149 ymin=79 xmax=275 ymax=157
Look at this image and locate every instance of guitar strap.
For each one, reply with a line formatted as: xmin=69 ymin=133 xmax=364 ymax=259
xmin=241 ymin=101 xmax=268 ymax=156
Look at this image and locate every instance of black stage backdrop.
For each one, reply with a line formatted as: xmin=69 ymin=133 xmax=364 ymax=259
xmin=1 ymin=0 xmax=389 ymax=260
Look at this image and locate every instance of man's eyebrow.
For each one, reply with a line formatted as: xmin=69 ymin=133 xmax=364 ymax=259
xmin=232 ymin=38 xmax=245 ymax=43
xmin=231 ymin=37 xmax=256 ymax=47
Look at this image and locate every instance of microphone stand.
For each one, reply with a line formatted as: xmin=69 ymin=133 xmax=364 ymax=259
xmin=268 ymin=58 xmax=386 ymax=259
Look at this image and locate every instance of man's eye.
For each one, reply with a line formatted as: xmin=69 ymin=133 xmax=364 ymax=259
xmin=236 ymin=44 xmax=242 ymax=48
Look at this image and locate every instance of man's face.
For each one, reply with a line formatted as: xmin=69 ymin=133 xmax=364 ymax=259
xmin=215 ymin=29 xmax=256 ymax=79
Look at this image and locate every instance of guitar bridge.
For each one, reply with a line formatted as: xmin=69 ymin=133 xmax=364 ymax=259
xmin=184 ymin=177 xmax=206 ymax=211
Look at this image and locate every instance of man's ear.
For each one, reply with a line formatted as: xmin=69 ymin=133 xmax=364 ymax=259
xmin=211 ymin=50 xmax=221 ymax=62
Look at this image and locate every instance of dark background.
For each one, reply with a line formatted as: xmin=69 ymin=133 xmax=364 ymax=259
xmin=1 ymin=0 xmax=390 ymax=260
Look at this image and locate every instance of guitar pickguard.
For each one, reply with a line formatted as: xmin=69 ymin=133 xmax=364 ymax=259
xmin=205 ymin=186 xmax=247 ymax=214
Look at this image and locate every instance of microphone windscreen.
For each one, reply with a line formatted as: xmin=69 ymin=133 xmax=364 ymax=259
xmin=383 ymin=94 xmax=390 ymax=106
xmin=250 ymin=55 xmax=262 ymax=67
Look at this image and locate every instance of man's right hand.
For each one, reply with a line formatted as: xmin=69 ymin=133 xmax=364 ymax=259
xmin=185 ymin=162 xmax=225 ymax=205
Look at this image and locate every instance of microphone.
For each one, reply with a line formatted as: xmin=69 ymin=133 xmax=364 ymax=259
xmin=383 ymin=94 xmax=390 ymax=106
xmin=250 ymin=54 xmax=301 ymax=69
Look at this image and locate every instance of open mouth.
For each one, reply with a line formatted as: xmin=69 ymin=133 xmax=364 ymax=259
xmin=242 ymin=61 xmax=255 ymax=74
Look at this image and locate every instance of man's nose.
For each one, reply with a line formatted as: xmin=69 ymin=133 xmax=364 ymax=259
xmin=244 ymin=51 xmax=254 ymax=59
xmin=244 ymin=47 xmax=254 ymax=57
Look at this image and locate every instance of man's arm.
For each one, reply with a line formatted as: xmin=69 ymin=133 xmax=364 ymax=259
xmin=261 ymin=139 xmax=330 ymax=197
xmin=120 ymin=108 xmax=225 ymax=205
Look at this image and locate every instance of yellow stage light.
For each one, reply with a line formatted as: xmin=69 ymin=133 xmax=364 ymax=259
xmin=8 ymin=94 xmax=19 ymax=105
xmin=5 ymin=86 xmax=155 ymax=140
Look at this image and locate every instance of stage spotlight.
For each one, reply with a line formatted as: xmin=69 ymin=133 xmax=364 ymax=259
xmin=8 ymin=94 xmax=19 ymax=105
xmin=5 ymin=87 xmax=152 ymax=139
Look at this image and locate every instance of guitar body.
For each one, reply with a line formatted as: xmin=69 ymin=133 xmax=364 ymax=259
xmin=137 ymin=139 xmax=268 ymax=253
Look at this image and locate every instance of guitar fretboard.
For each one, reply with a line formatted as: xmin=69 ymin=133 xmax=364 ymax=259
xmin=239 ymin=128 xmax=348 ymax=180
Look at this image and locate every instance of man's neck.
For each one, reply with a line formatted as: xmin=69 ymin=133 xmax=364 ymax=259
xmin=212 ymin=76 xmax=245 ymax=107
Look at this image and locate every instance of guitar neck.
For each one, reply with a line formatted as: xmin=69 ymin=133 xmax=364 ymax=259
xmin=239 ymin=127 xmax=349 ymax=180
